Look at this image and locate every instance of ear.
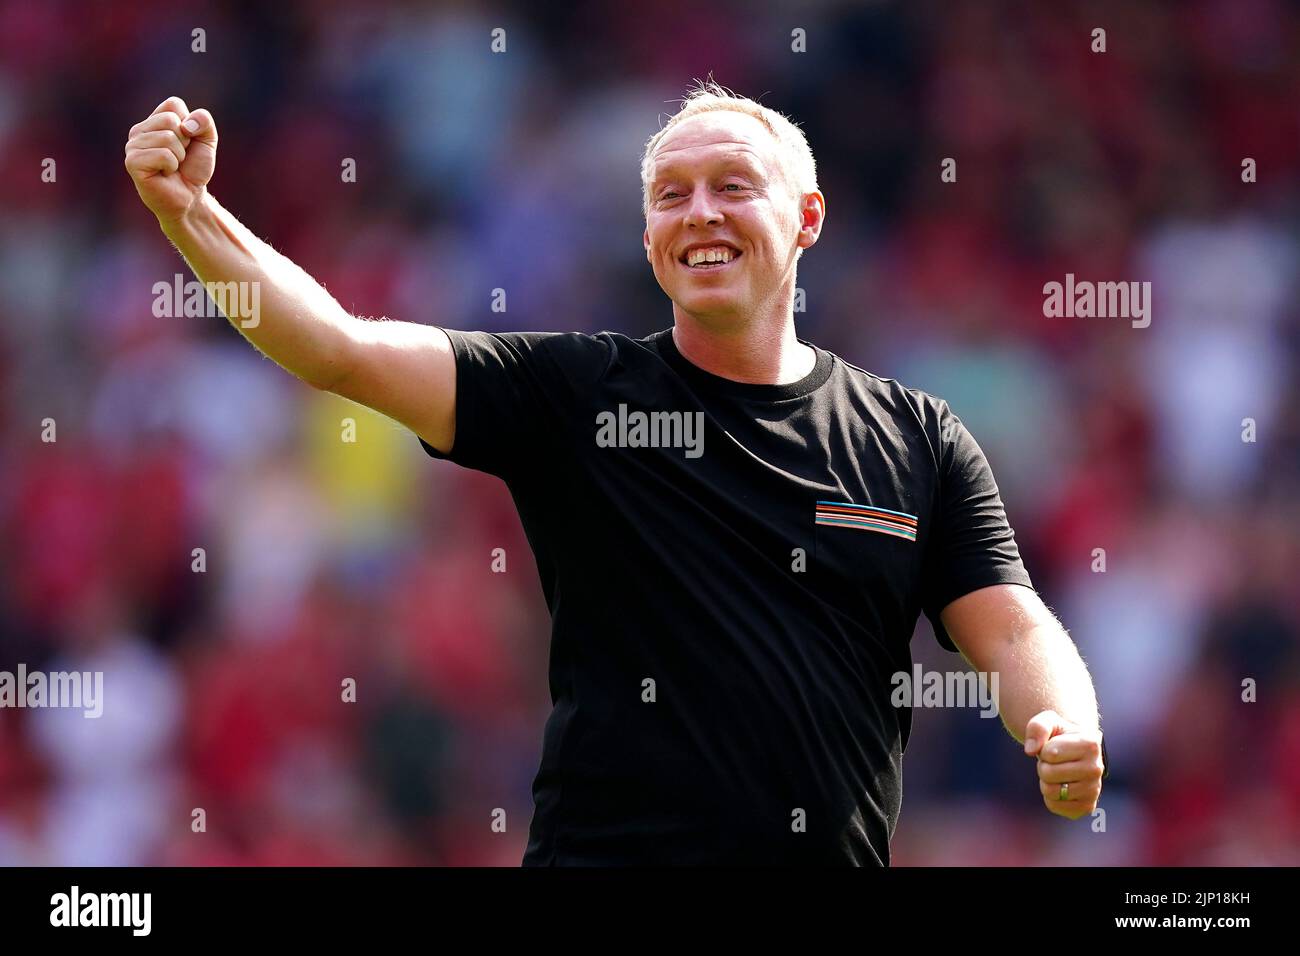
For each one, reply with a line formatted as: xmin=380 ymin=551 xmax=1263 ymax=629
xmin=796 ymin=190 xmax=826 ymax=253
xmin=643 ymin=227 xmax=652 ymax=262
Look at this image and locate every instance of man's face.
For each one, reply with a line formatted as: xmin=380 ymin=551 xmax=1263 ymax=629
xmin=643 ymin=111 xmax=824 ymax=325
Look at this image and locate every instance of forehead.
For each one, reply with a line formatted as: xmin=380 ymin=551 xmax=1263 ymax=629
xmin=648 ymin=111 xmax=782 ymax=179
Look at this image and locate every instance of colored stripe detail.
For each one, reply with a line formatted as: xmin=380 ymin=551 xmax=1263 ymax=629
xmin=815 ymin=501 xmax=918 ymax=541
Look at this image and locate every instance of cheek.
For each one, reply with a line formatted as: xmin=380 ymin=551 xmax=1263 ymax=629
xmin=650 ymin=245 xmax=673 ymax=281
xmin=646 ymin=231 xmax=668 ymax=268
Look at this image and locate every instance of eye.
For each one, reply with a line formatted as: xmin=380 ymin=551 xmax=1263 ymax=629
xmin=723 ymin=183 xmax=743 ymax=191
xmin=659 ymin=190 xmax=682 ymax=201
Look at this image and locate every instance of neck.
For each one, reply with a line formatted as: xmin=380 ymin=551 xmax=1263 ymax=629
xmin=671 ymin=289 xmax=814 ymax=385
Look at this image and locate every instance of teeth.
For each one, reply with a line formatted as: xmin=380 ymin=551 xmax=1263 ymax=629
xmin=686 ymin=246 xmax=736 ymax=267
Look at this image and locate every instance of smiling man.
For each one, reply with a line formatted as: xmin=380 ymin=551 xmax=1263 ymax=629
xmin=125 ymin=80 xmax=1106 ymax=865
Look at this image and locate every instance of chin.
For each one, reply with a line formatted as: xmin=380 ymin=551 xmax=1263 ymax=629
xmin=674 ymin=288 xmax=742 ymax=314
xmin=679 ymin=289 xmax=733 ymax=305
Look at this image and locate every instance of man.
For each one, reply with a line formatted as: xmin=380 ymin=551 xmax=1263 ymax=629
xmin=124 ymin=81 xmax=1106 ymax=865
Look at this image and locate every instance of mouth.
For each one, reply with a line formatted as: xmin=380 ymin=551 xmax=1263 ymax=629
xmin=681 ymin=248 xmax=743 ymax=274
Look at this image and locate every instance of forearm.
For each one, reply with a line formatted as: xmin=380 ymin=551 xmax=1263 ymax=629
xmin=159 ymin=190 xmax=356 ymax=389
xmin=987 ymin=619 xmax=1100 ymax=742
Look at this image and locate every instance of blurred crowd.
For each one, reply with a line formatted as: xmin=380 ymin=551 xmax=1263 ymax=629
xmin=0 ymin=0 xmax=1297 ymax=865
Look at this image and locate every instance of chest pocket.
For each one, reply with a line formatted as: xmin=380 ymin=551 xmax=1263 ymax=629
xmin=812 ymin=500 xmax=920 ymax=595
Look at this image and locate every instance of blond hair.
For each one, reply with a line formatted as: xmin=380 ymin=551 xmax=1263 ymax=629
xmin=640 ymin=78 xmax=819 ymax=217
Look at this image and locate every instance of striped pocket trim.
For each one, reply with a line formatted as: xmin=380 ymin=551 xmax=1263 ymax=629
xmin=815 ymin=501 xmax=918 ymax=541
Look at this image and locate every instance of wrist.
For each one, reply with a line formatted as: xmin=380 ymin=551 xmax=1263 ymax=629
xmin=157 ymin=187 xmax=211 ymax=241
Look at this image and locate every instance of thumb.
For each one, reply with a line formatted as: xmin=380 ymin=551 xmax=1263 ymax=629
xmin=176 ymin=108 xmax=218 ymax=187
xmin=180 ymin=108 xmax=217 ymax=146
xmin=1023 ymin=710 xmax=1068 ymax=757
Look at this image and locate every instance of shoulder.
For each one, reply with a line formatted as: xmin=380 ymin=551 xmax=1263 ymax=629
xmin=443 ymin=327 xmax=621 ymax=381
xmin=820 ymin=347 xmax=977 ymax=477
xmin=827 ymin=349 xmax=955 ymax=432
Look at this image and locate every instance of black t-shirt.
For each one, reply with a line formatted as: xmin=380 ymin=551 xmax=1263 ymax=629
xmin=419 ymin=326 xmax=1033 ymax=865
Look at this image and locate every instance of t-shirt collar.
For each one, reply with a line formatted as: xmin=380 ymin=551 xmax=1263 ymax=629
xmin=651 ymin=326 xmax=834 ymax=401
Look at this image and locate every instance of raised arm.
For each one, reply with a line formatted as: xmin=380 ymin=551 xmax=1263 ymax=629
xmin=123 ymin=95 xmax=456 ymax=453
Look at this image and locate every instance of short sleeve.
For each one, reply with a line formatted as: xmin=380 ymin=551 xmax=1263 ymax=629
xmin=419 ymin=328 xmax=614 ymax=480
xmin=920 ymin=401 xmax=1034 ymax=652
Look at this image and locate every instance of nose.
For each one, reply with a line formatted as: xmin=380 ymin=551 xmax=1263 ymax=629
xmin=683 ymin=190 xmax=722 ymax=229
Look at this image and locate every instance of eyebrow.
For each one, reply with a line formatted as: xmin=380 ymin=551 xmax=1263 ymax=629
xmin=650 ymin=153 xmax=766 ymax=185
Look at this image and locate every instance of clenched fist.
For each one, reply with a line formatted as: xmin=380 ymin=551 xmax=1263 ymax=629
xmin=1024 ymin=710 xmax=1106 ymax=821
xmin=123 ymin=96 xmax=217 ymax=225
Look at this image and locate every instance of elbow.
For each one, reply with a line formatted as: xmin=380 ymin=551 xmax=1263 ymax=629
xmin=305 ymin=345 xmax=356 ymax=393
xmin=305 ymin=367 xmax=341 ymax=392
